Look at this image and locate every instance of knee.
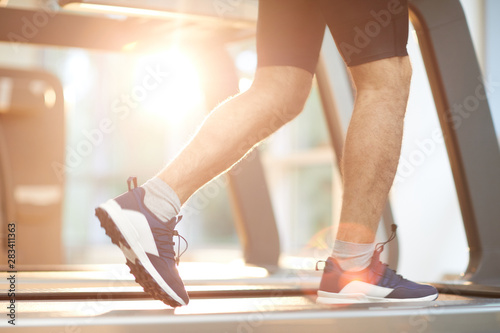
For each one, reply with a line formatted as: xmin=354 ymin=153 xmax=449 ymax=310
xmin=249 ymin=66 xmax=313 ymax=122
xmin=391 ymin=57 xmax=412 ymax=98
xmin=353 ymin=56 xmax=412 ymax=103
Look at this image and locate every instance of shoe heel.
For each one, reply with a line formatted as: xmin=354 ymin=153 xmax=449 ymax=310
xmin=95 ymin=207 xmax=132 ymax=249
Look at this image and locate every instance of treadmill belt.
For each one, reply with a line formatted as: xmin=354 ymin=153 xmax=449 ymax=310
xmin=2 ymin=269 xmax=500 ymax=332
xmin=2 ymin=296 xmax=500 ymax=333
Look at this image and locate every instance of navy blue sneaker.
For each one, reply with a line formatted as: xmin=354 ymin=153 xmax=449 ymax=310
xmin=95 ymin=177 xmax=189 ymax=307
xmin=317 ymin=226 xmax=438 ymax=304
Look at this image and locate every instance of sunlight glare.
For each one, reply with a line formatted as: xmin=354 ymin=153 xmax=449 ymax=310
xmin=238 ymin=77 xmax=253 ymax=93
xmin=136 ymin=48 xmax=204 ymax=125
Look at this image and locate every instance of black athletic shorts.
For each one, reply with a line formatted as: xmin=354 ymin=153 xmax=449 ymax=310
xmin=257 ymin=0 xmax=409 ymax=73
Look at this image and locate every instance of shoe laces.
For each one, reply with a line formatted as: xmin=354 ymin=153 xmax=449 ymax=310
xmin=126 ymin=177 xmax=189 ymax=265
xmin=375 ymin=223 xmax=398 ymax=253
xmin=378 ymin=265 xmax=403 ymax=288
xmin=315 ymin=224 xmax=399 ymax=272
xmin=152 ymin=215 xmax=189 ymax=266
xmin=374 ymin=224 xmax=403 ymax=287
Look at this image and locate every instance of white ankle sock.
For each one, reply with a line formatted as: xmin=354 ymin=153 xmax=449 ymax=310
xmin=332 ymin=239 xmax=375 ymax=272
xmin=142 ymin=177 xmax=181 ymax=222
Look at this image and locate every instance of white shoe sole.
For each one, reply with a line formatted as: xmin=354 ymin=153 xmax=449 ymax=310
xmin=316 ymin=290 xmax=438 ymax=304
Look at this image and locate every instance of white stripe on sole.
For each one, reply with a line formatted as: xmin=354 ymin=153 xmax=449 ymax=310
xmin=339 ymin=280 xmax=393 ymax=298
xmin=316 ymin=290 xmax=438 ymax=304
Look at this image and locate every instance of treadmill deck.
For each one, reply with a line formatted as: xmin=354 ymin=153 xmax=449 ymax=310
xmin=2 ymin=267 xmax=500 ymax=332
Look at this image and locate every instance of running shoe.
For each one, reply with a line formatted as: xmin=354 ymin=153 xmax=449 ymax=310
xmin=316 ymin=225 xmax=438 ymax=304
xmin=95 ymin=177 xmax=189 ymax=307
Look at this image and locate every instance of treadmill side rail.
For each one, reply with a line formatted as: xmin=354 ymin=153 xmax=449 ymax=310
xmin=409 ymin=0 xmax=500 ymax=285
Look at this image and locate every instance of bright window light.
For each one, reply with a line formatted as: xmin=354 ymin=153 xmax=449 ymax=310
xmin=132 ymin=47 xmax=204 ymax=124
xmin=238 ymin=77 xmax=252 ymax=93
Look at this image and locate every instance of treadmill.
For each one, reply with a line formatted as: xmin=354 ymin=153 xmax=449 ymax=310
xmin=1 ymin=0 xmax=500 ymax=332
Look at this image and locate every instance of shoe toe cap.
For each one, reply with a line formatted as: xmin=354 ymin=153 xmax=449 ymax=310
xmin=386 ymin=283 xmax=438 ymax=299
